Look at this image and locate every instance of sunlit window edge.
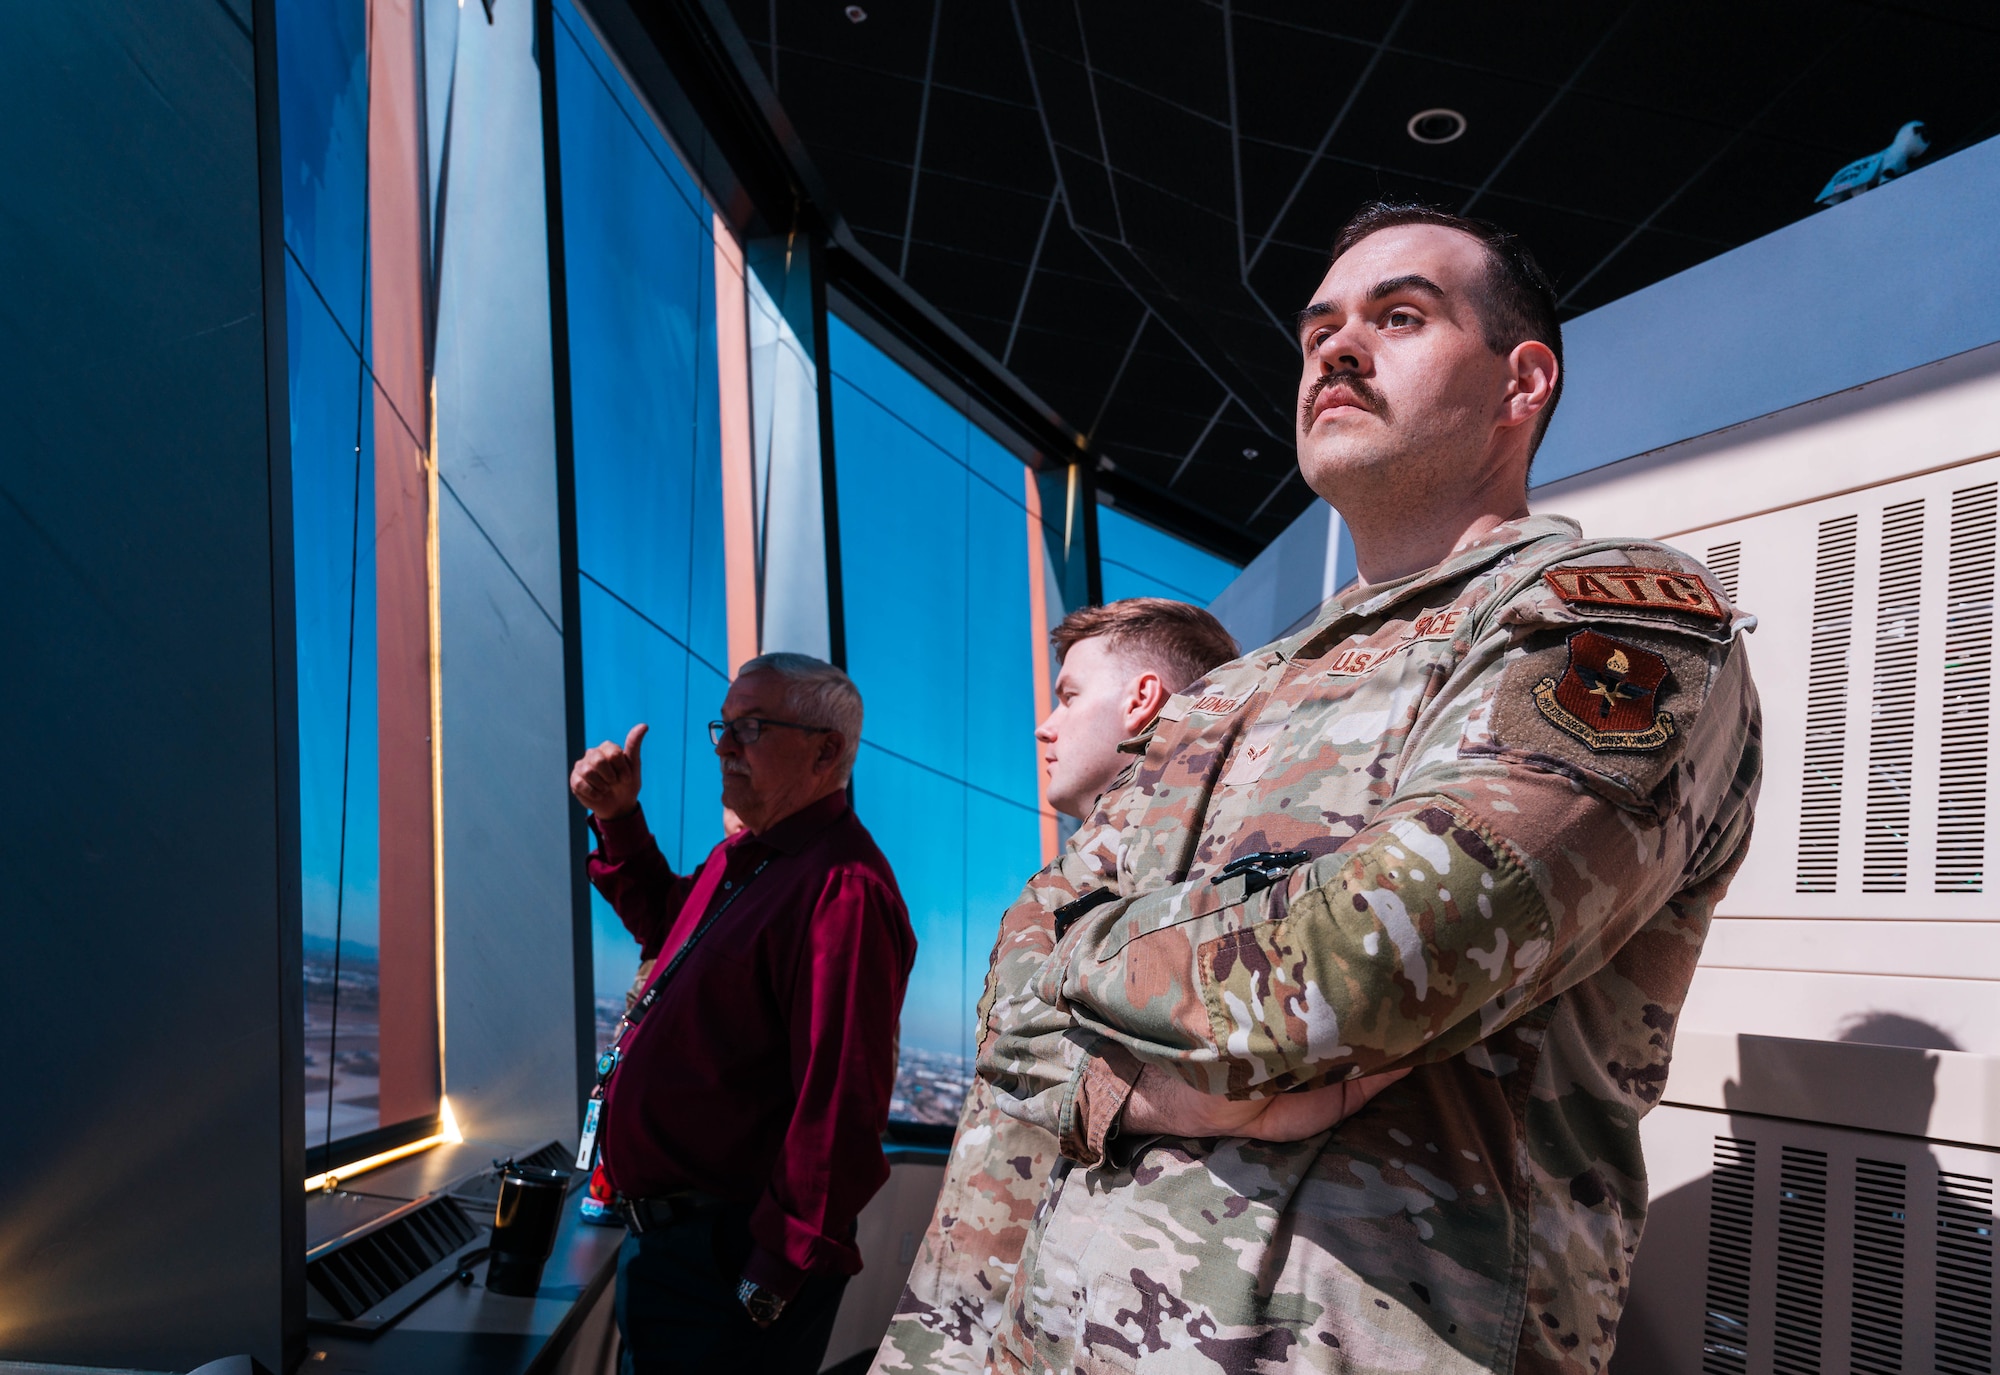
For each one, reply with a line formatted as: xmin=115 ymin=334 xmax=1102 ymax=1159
xmin=303 ymin=1095 xmax=464 ymax=1193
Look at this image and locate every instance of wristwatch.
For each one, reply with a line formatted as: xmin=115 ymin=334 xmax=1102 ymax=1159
xmin=736 ymin=1276 xmax=787 ymax=1328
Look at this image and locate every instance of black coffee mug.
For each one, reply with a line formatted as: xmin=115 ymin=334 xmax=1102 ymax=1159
xmin=486 ymin=1163 xmax=572 ymax=1296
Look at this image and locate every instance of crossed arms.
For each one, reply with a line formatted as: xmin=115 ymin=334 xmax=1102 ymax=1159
xmin=978 ymin=644 xmax=1758 ymax=1163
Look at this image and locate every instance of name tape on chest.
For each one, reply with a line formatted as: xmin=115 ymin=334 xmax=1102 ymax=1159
xmin=1543 ymin=565 xmax=1727 ymax=621
xmin=1160 ymin=691 xmax=1248 ymax=722
xmin=1323 ymin=607 xmax=1466 ymax=677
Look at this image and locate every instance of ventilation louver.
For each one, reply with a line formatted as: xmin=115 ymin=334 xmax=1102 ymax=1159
xmin=1797 ymin=515 xmax=1858 ymax=893
xmin=1863 ymin=500 xmax=1924 ymax=893
xmin=1773 ymin=1147 xmax=1829 ymax=1375
xmin=305 ymin=1193 xmax=483 ymax=1333
xmin=1682 ymin=1118 xmax=2000 ymax=1372
xmin=1705 ymin=541 xmax=1742 ymax=602
xmin=1937 ymin=1170 xmax=1995 ymax=1375
xmin=1850 ymin=1158 xmax=1908 ymax=1375
xmin=1938 ymin=482 xmax=1995 ymax=895
xmin=1702 ymin=1136 xmax=1756 ymax=1375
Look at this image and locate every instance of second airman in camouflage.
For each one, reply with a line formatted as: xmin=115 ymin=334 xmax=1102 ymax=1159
xmin=876 ymin=600 xmax=1257 ymax=1375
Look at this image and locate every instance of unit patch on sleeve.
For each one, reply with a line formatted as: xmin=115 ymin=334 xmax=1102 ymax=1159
xmin=1476 ymin=622 xmax=1716 ymax=806
xmin=1532 ymin=629 xmax=1676 ymax=751
xmin=1543 ymin=564 xmax=1727 ymax=621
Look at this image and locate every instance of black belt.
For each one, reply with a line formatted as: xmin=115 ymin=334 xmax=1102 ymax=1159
xmin=615 ymin=1189 xmax=729 ymax=1234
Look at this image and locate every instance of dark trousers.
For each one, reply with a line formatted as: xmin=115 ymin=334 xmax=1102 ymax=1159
xmin=614 ymin=1199 xmax=848 ymax=1375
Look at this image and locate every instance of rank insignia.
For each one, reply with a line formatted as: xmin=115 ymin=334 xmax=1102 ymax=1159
xmin=1532 ymin=629 xmax=1677 ymax=751
xmin=1543 ymin=564 xmax=1727 ymax=620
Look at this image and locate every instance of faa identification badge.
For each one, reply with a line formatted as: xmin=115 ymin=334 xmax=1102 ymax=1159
xmin=1532 ymin=628 xmax=1676 ymax=751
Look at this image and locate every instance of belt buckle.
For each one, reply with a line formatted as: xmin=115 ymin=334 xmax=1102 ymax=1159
xmin=616 ymin=1196 xmax=648 ymax=1235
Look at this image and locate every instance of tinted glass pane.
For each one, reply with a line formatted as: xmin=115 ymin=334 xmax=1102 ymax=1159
xmin=555 ymin=0 xmax=729 ymax=1049
xmin=831 ymin=318 xmax=1044 ymax=1124
xmin=277 ymin=0 xmax=368 ymax=345
xmin=278 ymin=0 xmax=397 ymax=1152
xmin=288 ymin=258 xmax=384 ymax=1151
xmin=1097 ymin=503 xmax=1240 ymax=606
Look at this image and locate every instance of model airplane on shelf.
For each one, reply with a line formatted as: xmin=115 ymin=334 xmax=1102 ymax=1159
xmin=1816 ymin=120 xmax=1930 ymax=205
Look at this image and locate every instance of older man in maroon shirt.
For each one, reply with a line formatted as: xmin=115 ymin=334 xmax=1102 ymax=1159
xmin=569 ymin=651 xmax=915 ymax=1375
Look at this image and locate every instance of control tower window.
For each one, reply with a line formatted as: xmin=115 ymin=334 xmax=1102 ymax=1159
xmin=831 ymin=318 xmax=1047 ymax=1127
xmin=278 ymin=0 xmax=441 ymax=1156
xmin=552 ymin=0 xmax=732 ymax=1054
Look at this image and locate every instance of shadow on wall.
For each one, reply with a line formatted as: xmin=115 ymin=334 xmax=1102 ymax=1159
xmin=1612 ymin=1014 xmax=1958 ymax=1375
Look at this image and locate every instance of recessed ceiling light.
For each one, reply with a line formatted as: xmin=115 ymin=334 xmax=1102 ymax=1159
xmin=1407 ymin=108 xmax=1467 ymax=145
xmin=845 ymin=5 xmax=867 ymax=21
xmin=1242 ymin=447 xmax=1260 ymax=460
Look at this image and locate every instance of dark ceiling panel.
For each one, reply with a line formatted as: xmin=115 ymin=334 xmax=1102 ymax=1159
xmin=913 ymin=87 xmax=1048 ymax=195
xmin=1393 ymin=0 xmax=1612 ymax=83
xmin=847 ymin=223 xmax=904 ymax=268
xmin=1757 ymin=14 xmax=1997 ymax=156
xmin=1560 ymin=226 xmax=1724 ymax=316
xmin=1229 ymin=0 xmax=1397 ymax=47
xmin=1467 ymin=192 xmax=1639 ymax=307
xmin=1578 ymin=1 xmax=1838 ymax=128
xmin=1175 ymin=411 xmax=1300 ymax=516
xmin=1492 ymin=96 xmax=1731 ymax=227
xmin=1649 ymin=132 xmax=1838 ymax=249
xmin=771 ymin=0 xmax=931 ymax=83
xmin=722 ymin=0 xmax=2000 ymax=559
xmin=1228 ymin=20 xmax=1370 ymax=161
xmin=1080 ymin=1 xmax=1229 ymax=126
xmin=777 ymin=54 xmax=918 ymax=155
xmin=1003 ymin=230 xmax=1146 ymax=427
xmin=798 ymin=144 xmax=910 ymax=230
xmin=1016 ymin=223 xmax=1150 ymax=349
xmin=1092 ymin=337 xmax=1235 ymax=458
xmin=1096 ymin=95 xmax=1234 ymax=223
xmin=928 ymin=3 xmax=1036 ymax=106
xmin=1321 ymin=54 xmax=1555 ymax=198
xmin=902 ymin=242 xmax=1033 ymax=348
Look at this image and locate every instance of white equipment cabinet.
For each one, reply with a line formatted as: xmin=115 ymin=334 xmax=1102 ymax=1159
xmin=1538 ymin=341 xmax=2000 ymax=1374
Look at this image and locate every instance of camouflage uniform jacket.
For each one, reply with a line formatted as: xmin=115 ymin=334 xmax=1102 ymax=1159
xmin=872 ymin=903 xmax=1064 ymax=1373
xmin=977 ymin=513 xmax=1763 ymax=1374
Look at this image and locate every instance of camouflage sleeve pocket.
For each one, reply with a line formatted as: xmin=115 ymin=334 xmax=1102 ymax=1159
xmin=1191 ymin=799 xmax=1551 ymax=1091
xmin=1048 ymin=874 xmax=1282 ymax=1073
xmin=1084 ymin=868 xmax=1266 ymax=962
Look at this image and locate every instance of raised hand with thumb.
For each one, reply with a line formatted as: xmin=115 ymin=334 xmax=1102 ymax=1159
xmin=569 ymin=722 xmax=649 ymax=819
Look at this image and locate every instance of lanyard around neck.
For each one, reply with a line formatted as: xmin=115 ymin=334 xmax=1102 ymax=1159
xmin=575 ymin=850 xmax=775 ymax=1172
xmin=620 ymin=852 xmax=772 ymax=1042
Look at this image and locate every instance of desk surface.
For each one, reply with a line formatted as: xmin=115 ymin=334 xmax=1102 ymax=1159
xmin=304 ymin=1140 xmax=622 ymax=1375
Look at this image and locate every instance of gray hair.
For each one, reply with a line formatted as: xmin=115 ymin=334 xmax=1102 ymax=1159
xmin=736 ymin=652 xmax=864 ymax=783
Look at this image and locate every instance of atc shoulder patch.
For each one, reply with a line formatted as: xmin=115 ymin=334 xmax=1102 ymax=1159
xmin=1533 ymin=629 xmax=1675 ymax=751
xmin=1543 ymin=564 xmax=1727 ymax=621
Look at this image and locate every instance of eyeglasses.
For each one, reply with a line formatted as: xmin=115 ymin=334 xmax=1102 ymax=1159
xmin=707 ymin=716 xmax=835 ymax=747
